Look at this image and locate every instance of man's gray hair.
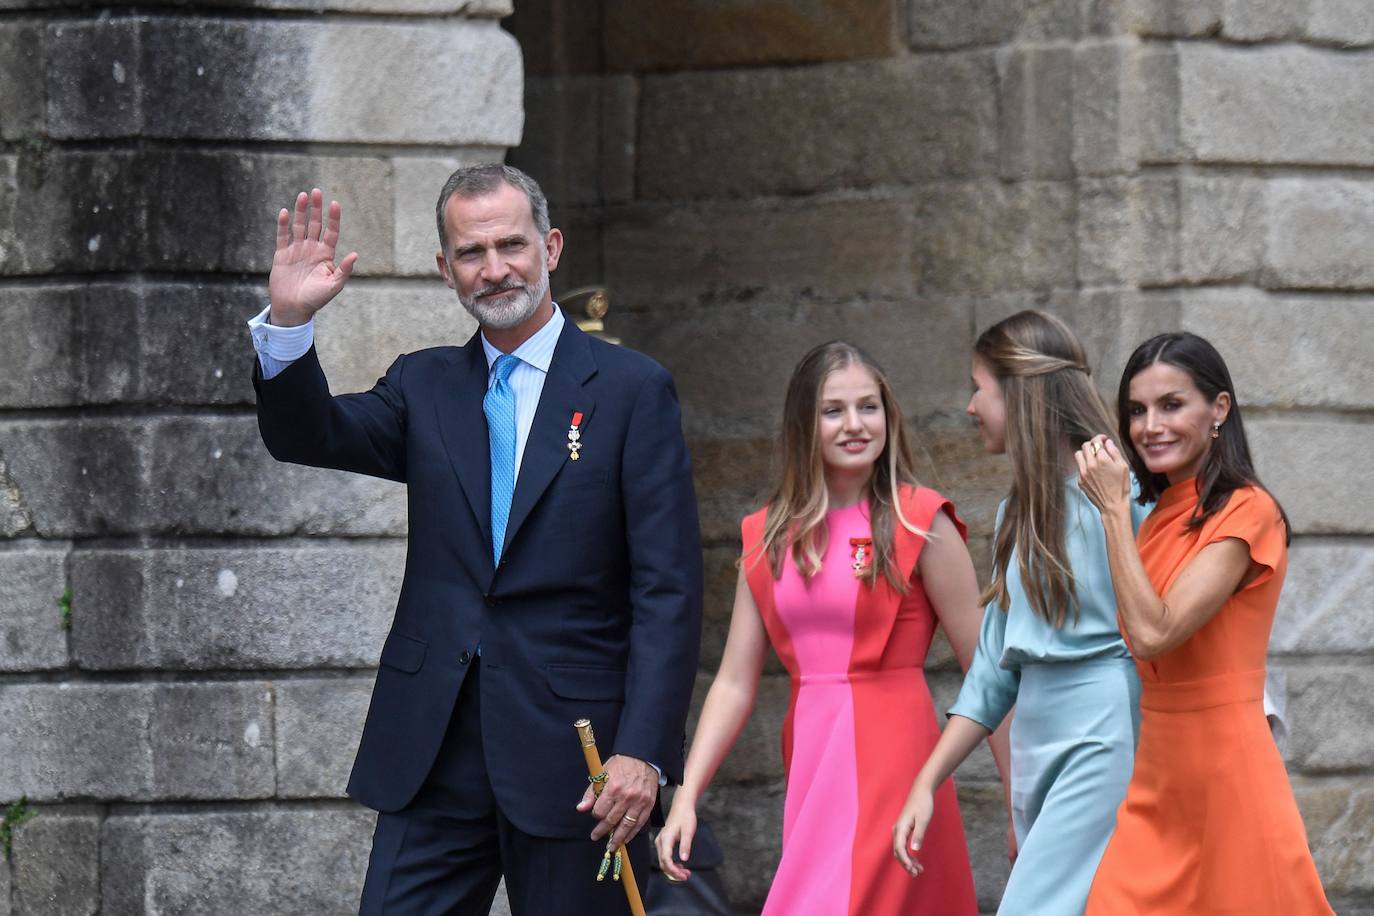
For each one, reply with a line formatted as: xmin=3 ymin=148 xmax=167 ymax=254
xmin=435 ymin=163 xmax=550 ymax=253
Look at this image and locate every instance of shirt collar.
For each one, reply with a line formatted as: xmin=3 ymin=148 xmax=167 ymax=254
xmin=480 ymin=304 xmax=565 ymax=375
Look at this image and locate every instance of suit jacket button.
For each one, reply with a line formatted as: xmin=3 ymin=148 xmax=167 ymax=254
xmin=459 ymin=650 xmax=472 ymax=665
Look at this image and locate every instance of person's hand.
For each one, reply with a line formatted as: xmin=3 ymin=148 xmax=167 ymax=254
xmin=1075 ymin=435 xmax=1132 ymax=519
xmin=576 ymin=754 xmax=657 ymax=849
xmin=654 ymin=795 xmax=698 ymax=882
xmin=267 ymin=188 xmax=358 ymax=327
xmin=892 ymin=782 xmax=935 ymax=877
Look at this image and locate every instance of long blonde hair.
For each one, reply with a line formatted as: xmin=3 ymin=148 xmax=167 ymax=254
xmin=976 ymin=311 xmax=1116 ymax=626
xmin=756 ymin=342 xmax=924 ymax=591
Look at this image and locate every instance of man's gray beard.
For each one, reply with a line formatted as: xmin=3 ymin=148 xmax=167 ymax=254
xmin=458 ymin=265 xmax=550 ymax=331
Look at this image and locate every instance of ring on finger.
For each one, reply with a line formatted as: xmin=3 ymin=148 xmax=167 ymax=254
xmin=621 ymin=814 xmax=639 ymax=824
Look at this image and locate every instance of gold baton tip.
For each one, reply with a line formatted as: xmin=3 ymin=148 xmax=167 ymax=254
xmin=575 ymin=719 xmax=597 ymax=747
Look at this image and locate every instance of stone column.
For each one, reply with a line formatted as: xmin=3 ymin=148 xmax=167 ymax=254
xmin=0 ymin=3 xmax=521 ymax=911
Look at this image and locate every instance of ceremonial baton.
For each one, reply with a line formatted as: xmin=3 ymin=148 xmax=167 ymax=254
xmin=574 ymin=718 xmax=647 ymax=916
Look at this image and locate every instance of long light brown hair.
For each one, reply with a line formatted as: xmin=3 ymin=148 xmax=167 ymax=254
xmin=976 ymin=311 xmax=1117 ymax=626
xmin=756 ymin=341 xmax=924 ymax=591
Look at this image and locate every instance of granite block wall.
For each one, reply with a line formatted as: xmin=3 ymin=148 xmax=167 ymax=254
xmin=509 ymin=1 xmax=1374 ymax=912
xmin=0 ymin=2 xmax=515 ymax=911
xmin=2 ymin=0 xmax=1371 ymax=913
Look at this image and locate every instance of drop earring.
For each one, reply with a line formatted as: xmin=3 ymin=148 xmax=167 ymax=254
xmin=1211 ymin=422 xmax=1221 ymax=440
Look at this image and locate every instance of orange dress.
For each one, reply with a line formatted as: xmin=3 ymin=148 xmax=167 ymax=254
xmin=1086 ymin=481 xmax=1332 ymax=914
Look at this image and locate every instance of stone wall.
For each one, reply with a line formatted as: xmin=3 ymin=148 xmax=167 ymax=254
xmin=3 ymin=1 xmax=1372 ymax=914
xmin=511 ymin=1 xmax=1374 ymax=912
xmin=0 ymin=2 xmax=518 ymax=912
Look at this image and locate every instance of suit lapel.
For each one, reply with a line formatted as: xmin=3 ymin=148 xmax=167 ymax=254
xmin=502 ymin=321 xmax=597 ymax=558
xmin=436 ymin=334 xmax=494 ymax=554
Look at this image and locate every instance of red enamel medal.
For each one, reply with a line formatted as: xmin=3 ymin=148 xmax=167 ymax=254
xmin=568 ymin=411 xmax=584 ymax=461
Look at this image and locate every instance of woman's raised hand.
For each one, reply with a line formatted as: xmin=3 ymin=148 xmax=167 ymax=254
xmin=1075 ymin=435 xmax=1132 ymax=517
xmin=892 ymin=782 xmax=935 ymax=877
xmin=267 ymin=188 xmax=359 ymax=327
xmin=654 ymin=797 xmax=698 ymax=883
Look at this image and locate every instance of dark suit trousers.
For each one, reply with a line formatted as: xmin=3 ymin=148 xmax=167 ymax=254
xmin=358 ymin=661 xmax=650 ymax=916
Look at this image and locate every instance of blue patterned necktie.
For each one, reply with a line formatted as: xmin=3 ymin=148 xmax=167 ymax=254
xmin=485 ymin=354 xmax=519 ymax=565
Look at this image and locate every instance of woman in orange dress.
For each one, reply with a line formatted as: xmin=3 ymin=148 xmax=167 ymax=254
xmin=1076 ymin=332 xmax=1332 ymax=914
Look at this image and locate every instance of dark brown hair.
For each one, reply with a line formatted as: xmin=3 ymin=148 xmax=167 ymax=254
xmin=1118 ymin=332 xmax=1290 ymax=543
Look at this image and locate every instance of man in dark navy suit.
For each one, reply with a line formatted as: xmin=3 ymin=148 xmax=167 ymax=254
xmin=248 ymin=165 xmax=702 ymax=914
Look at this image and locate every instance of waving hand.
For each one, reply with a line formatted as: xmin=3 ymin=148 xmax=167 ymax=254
xmin=267 ymin=188 xmax=358 ymax=327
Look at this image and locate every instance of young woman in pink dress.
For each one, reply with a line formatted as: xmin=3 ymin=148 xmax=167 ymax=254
xmin=655 ymin=341 xmax=1005 ymax=915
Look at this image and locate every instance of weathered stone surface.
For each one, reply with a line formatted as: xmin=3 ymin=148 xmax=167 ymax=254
xmin=616 ymin=297 xmax=967 ymax=438
xmin=0 ymin=845 xmax=9 ymax=916
xmin=102 ymin=806 xmax=375 ymax=914
xmin=0 ymin=417 xmax=405 ymax=537
xmin=314 ymin=281 xmax=479 ymax=395
xmin=45 ymin=18 xmax=141 ymax=139
xmin=691 ymin=437 xmax=773 ymax=546
xmin=48 ymin=18 xmax=522 ymax=146
xmin=514 ymin=77 xmax=612 ymax=208
xmin=393 ymin=153 xmax=502 ymax=277
xmin=0 ymin=455 xmax=32 ymax=537
xmin=146 ymin=151 xmax=393 ymax=276
xmin=1307 ymin=0 xmax=1374 ymax=47
xmin=637 ymin=55 xmax=998 ymax=200
xmin=999 ymin=46 xmax=1074 ymax=180
xmin=909 ymin=0 xmax=1081 ymax=48
xmin=1264 ymin=178 xmax=1374 ymax=291
xmin=1174 ymin=47 xmax=1374 ymax=166
xmin=3 ymin=0 xmax=509 ymax=9
xmin=604 ymin=192 xmax=917 ymax=307
xmin=10 ymin=805 xmax=101 ymax=916
xmin=605 ymin=0 xmax=901 ymax=70
xmin=1096 ymin=176 xmax=1268 ymax=287
xmin=1273 ymin=540 xmax=1374 ymax=655
xmin=0 ymin=682 xmax=272 ymax=801
xmin=1293 ymin=777 xmax=1374 ymax=900
xmin=1283 ymin=667 xmax=1374 ymax=771
xmin=1250 ymin=417 xmax=1374 ymax=536
xmin=71 ymin=543 xmax=402 ymax=670
xmin=0 ymin=544 xmax=69 ymax=672
xmin=0 ymin=284 xmax=124 ymax=408
xmin=0 ymin=419 xmax=147 ymax=538
xmin=1124 ymin=0 xmax=1374 ymax=46
xmin=694 ymin=781 xmax=785 ymax=909
xmin=275 ymin=678 xmax=374 ymax=797
xmin=142 ymin=416 xmax=407 ymax=537
xmin=957 ymin=781 xmax=1013 ymax=909
xmin=0 ymin=151 xmax=147 ymax=276
xmin=1073 ymin=40 xmax=1142 ymax=176
xmin=914 ymin=181 xmax=1076 ymax=294
xmin=1181 ymin=289 xmax=1374 ymax=410
xmin=0 ymin=22 xmax=45 ymax=141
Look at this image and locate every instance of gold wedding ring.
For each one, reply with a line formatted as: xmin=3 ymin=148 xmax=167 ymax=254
xmin=1090 ymin=441 xmax=1102 ymax=456
xmin=664 ymin=874 xmax=685 ymax=884
xmin=622 ymin=814 xmax=638 ymax=824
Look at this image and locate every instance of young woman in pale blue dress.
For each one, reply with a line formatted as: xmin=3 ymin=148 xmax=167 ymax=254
xmin=892 ymin=311 xmax=1148 ymax=914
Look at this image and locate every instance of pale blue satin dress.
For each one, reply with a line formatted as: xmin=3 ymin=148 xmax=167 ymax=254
xmin=949 ymin=479 xmax=1150 ymax=916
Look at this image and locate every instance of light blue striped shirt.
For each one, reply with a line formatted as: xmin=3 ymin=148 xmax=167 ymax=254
xmin=247 ymin=305 xmax=565 ymax=480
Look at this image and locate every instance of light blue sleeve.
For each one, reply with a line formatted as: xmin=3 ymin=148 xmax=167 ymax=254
xmin=947 ymin=595 xmax=1019 ymax=732
xmin=246 ymin=304 xmax=315 ymax=379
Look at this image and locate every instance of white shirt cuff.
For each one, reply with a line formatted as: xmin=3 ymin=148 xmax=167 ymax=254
xmin=247 ymin=304 xmax=315 ymax=380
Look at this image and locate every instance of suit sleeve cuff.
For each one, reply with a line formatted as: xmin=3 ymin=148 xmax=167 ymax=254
xmin=247 ymin=304 xmax=315 ymax=380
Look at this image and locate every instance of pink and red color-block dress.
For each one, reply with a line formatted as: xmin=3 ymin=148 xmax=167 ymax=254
xmin=741 ymin=487 xmax=978 ymax=915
